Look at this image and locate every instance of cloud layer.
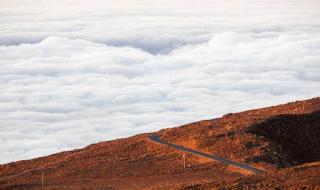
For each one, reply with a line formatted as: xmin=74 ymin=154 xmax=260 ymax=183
xmin=0 ymin=0 xmax=320 ymax=164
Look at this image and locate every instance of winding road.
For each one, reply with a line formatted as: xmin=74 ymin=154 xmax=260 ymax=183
xmin=149 ymin=135 xmax=266 ymax=175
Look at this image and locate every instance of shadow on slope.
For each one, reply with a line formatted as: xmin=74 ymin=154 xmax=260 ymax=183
xmin=247 ymin=111 xmax=320 ymax=168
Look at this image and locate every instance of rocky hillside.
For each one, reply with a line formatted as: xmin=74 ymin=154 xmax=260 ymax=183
xmin=0 ymin=97 xmax=319 ymax=189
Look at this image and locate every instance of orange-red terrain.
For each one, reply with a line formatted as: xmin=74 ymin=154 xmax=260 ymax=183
xmin=1 ymin=97 xmax=320 ymax=189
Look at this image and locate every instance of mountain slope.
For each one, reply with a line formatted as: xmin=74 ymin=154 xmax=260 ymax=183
xmin=1 ymin=97 xmax=320 ymax=189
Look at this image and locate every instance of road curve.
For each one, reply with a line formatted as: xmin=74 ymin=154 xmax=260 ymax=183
xmin=149 ymin=135 xmax=266 ymax=175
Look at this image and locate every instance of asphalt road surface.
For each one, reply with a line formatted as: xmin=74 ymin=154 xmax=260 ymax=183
xmin=149 ymin=135 xmax=266 ymax=175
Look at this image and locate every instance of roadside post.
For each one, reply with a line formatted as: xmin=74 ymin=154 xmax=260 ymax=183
xmin=183 ymin=153 xmax=186 ymax=169
xmin=42 ymin=172 xmax=44 ymax=189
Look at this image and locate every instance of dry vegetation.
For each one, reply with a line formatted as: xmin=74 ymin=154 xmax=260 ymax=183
xmin=0 ymin=97 xmax=320 ymax=189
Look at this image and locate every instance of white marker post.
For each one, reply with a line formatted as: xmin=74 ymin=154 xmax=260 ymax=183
xmin=42 ymin=172 xmax=44 ymax=189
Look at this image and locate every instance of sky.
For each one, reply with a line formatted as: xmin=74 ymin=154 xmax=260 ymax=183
xmin=0 ymin=0 xmax=320 ymax=164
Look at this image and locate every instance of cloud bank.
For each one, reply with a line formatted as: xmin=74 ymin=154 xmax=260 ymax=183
xmin=0 ymin=0 xmax=320 ymax=163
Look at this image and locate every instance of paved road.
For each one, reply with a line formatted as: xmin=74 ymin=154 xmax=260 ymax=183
xmin=149 ymin=135 xmax=266 ymax=175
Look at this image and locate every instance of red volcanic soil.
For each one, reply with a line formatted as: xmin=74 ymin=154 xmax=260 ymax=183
xmin=1 ymin=97 xmax=320 ymax=189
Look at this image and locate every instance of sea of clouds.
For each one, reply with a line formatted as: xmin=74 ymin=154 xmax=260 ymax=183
xmin=0 ymin=0 xmax=320 ymax=164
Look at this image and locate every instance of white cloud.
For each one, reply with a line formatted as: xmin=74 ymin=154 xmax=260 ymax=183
xmin=0 ymin=0 xmax=320 ymax=164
